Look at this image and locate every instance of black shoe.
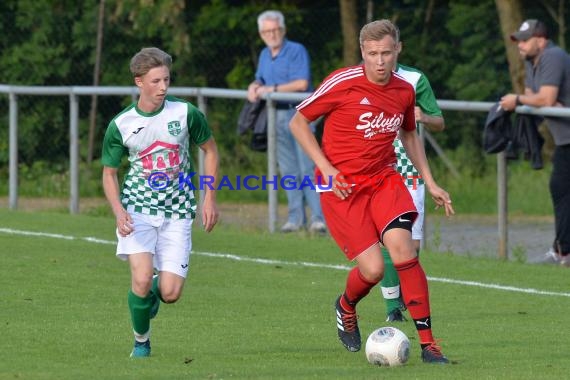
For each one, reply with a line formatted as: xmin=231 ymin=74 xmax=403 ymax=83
xmin=386 ymin=308 xmax=407 ymax=322
xmin=421 ymin=342 xmax=449 ymax=364
xmin=335 ymin=296 xmax=361 ymax=352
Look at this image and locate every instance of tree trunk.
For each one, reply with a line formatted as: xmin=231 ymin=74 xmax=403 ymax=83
xmin=542 ymin=0 xmax=566 ymax=49
xmin=339 ymin=0 xmax=360 ymax=66
xmin=87 ymin=0 xmax=105 ymax=164
xmin=495 ymin=0 xmax=525 ymax=93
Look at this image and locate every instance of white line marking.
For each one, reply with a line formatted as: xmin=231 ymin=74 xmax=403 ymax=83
xmin=2 ymin=227 xmax=569 ymax=298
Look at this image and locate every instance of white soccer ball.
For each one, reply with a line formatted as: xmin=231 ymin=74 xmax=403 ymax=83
xmin=365 ymin=326 xmax=410 ymax=367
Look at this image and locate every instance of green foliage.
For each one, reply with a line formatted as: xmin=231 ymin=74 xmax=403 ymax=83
xmin=445 ymin=1 xmax=511 ymax=101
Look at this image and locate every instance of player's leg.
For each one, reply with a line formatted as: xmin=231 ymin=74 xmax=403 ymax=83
xmin=380 ymin=247 xmax=405 ymax=321
xmin=320 ymin=189 xmax=379 ymax=352
xmin=116 ymin=212 xmax=160 ymax=358
xmin=383 ymin=222 xmax=448 ymax=363
xmin=336 ymin=243 xmax=384 ymax=352
xmin=127 ymin=252 xmax=155 ymax=357
xmin=380 ymin=184 xmax=424 ymax=321
xmin=154 ymin=217 xmax=193 ymax=303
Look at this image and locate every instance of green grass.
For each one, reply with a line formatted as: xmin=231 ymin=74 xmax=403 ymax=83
xmin=1 ymin=208 xmax=569 ymax=379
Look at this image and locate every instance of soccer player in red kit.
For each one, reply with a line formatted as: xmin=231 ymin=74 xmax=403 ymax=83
xmin=289 ymin=19 xmax=454 ymax=364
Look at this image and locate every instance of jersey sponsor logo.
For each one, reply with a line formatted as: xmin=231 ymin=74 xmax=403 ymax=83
xmin=356 ymin=112 xmax=403 ymax=139
xmin=139 ymin=141 xmax=181 ymax=176
xmin=167 ymin=120 xmax=182 ymax=136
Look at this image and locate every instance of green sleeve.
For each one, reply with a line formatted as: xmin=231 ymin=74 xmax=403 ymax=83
xmin=415 ymin=74 xmax=443 ymax=117
xmin=187 ymin=104 xmax=213 ymax=145
xmin=101 ymin=121 xmax=127 ymax=168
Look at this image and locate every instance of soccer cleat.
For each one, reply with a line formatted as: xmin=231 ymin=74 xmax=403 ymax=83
xmin=386 ymin=308 xmax=407 ymax=322
xmin=130 ymin=340 xmax=151 ymax=358
xmin=335 ymin=296 xmax=361 ymax=352
xmin=421 ymin=342 xmax=449 ymax=364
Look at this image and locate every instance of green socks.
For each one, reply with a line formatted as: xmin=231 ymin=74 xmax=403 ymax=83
xmin=151 ymin=274 xmax=164 ymax=303
xmin=380 ymin=247 xmax=402 ymax=313
xmin=128 ymin=290 xmax=153 ymax=338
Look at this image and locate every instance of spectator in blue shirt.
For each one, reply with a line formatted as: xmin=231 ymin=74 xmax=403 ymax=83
xmin=247 ymin=10 xmax=325 ymax=234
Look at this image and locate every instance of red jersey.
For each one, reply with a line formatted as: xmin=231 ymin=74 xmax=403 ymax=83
xmin=297 ymin=65 xmax=416 ymax=180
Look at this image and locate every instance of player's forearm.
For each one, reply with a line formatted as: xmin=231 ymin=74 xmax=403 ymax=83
xmin=102 ymin=168 xmax=125 ymax=216
xmin=201 ymin=138 xmax=219 ymax=202
xmin=289 ymin=112 xmax=330 ymax=172
xmin=420 ymin=115 xmax=445 ymax=132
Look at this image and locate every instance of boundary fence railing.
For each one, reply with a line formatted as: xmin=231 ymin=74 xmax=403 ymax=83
xmin=2 ymin=84 xmax=570 ymax=259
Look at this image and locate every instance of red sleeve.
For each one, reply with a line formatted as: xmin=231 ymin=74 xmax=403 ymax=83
xmin=297 ymin=67 xmax=354 ymax=121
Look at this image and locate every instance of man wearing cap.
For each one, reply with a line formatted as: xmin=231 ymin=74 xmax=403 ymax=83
xmin=500 ymin=19 xmax=570 ymax=265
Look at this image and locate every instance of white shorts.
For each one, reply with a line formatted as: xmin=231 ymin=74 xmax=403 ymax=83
xmin=407 ymin=183 xmax=425 ymax=241
xmin=116 ymin=212 xmax=193 ymax=278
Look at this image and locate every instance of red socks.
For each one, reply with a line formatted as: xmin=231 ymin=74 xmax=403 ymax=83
xmin=340 ymin=267 xmax=378 ymax=313
xmin=395 ymin=257 xmax=435 ymax=344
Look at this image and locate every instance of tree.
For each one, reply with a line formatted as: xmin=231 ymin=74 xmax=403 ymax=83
xmin=495 ymin=0 xmax=525 ymax=93
xmin=339 ymin=0 xmax=360 ymax=66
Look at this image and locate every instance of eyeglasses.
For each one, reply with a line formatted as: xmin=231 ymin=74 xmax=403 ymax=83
xmin=260 ymin=27 xmax=283 ymax=36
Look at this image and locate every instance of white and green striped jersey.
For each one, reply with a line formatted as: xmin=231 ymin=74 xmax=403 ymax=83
xmin=394 ymin=64 xmax=442 ymax=186
xmin=101 ymin=95 xmax=212 ymax=219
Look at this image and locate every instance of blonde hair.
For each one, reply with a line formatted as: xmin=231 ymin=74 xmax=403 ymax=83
xmin=129 ymin=47 xmax=172 ymax=77
xmin=359 ymin=19 xmax=400 ymax=46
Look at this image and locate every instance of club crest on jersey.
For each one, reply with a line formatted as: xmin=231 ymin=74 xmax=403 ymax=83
xmin=167 ymin=120 xmax=182 ymax=136
xmin=356 ymin=111 xmax=403 ymax=139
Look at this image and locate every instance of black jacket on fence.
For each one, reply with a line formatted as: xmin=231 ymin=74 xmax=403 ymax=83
xmin=237 ymin=99 xmax=267 ymax=152
xmin=483 ymin=102 xmax=544 ymax=169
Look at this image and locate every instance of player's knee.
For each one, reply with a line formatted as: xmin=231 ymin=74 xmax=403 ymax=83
xmin=132 ymin=275 xmax=153 ymax=296
xmin=160 ymin=288 xmax=182 ymax=304
xmin=360 ymin=266 xmax=383 ymax=283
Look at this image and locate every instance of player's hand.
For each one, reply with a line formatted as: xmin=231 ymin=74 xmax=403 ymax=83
xmin=428 ymin=185 xmax=455 ymax=217
xmin=201 ymin=199 xmax=219 ymax=233
xmin=116 ymin=209 xmax=134 ymax=237
xmin=320 ymin=168 xmax=352 ymax=200
xmin=414 ymin=106 xmax=425 ymax=124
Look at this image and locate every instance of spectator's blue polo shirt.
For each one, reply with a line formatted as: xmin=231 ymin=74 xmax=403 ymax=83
xmin=255 ymin=39 xmax=311 ymax=89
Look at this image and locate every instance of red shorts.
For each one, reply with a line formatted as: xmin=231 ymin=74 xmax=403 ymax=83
xmin=321 ymin=171 xmax=417 ymax=260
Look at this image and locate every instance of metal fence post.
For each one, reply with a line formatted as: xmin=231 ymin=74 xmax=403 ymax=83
xmin=9 ymin=91 xmax=18 ymax=210
xmin=497 ymin=151 xmax=508 ymax=259
xmin=69 ymin=93 xmax=80 ymax=214
xmin=266 ymin=100 xmax=277 ymax=233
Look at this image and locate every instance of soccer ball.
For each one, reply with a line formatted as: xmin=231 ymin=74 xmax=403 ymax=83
xmin=365 ymin=326 xmax=410 ymax=367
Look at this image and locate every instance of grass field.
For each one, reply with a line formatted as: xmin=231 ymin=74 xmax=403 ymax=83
xmin=1 ymin=207 xmax=569 ymax=379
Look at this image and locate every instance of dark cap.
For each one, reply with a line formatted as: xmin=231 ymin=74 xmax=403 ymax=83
xmin=510 ymin=19 xmax=548 ymax=41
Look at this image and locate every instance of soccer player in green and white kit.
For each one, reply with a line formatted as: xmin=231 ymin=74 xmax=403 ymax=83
xmin=380 ymin=42 xmax=445 ymax=322
xmin=101 ymin=47 xmax=219 ymax=358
